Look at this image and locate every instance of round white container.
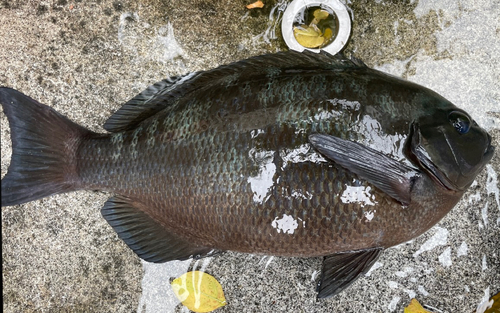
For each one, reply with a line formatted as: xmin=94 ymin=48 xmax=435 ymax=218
xmin=281 ymin=0 xmax=351 ymax=54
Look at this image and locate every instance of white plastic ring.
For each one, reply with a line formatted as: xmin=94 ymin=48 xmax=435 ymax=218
xmin=281 ymin=0 xmax=351 ymax=54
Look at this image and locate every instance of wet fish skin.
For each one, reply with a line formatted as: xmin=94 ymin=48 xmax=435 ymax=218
xmin=0 ymin=51 xmax=494 ymax=297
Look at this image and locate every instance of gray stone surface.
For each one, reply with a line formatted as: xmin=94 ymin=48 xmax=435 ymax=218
xmin=1 ymin=0 xmax=498 ymax=312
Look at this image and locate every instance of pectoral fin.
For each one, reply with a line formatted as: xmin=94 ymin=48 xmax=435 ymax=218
xmin=317 ymin=248 xmax=383 ymax=298
xmin=101 ymin=196 xmax=220 ymax=263
xmin=309 ymin=134 xmax=419 ymax=206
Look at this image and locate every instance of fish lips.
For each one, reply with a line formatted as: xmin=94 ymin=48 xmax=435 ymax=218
xmin=409 ymin=123 xmax=495 ymax=192
xmin=484 ymin=133 xmax=496 ymax=160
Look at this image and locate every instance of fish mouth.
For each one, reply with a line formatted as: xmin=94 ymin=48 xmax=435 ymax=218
xmin=485 ymin=133 xmax=495 ymax=159
xmin=409 ymin=123 xmax=458 ymax=191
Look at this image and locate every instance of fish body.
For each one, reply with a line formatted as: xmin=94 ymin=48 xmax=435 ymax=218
xmin=0 ymin=51 xmax=494 ymax=297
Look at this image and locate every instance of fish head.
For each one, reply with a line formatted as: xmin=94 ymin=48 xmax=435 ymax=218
xmin=409 ymin=108 xmax=494 ymax=191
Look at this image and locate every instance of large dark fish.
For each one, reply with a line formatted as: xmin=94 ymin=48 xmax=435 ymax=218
xmin=0 ymin=51 xmax=494 ymax=298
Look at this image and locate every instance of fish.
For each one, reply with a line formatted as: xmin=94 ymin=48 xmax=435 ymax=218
xmin=0 ymin=50 xmax=494 ymax=298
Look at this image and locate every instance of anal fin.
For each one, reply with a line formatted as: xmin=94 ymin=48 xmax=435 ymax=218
xmin=101 ymin=196 xmax=219 ymax=263
xmin=317 ymin=248 xmax=383 ymax=298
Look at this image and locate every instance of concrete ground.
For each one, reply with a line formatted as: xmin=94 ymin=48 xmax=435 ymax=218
xmin=1 ymin=0 xmax=499 ymax=312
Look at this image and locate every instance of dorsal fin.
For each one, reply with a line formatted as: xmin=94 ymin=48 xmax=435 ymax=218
xmin=103 ymin=73 xmax=198 ymax=132
xmin=104 ymin=50 xmax=367 ymax=132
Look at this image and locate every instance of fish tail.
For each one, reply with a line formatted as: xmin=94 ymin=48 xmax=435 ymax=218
xmin=1 ymin=87 xmax=92 ymax=206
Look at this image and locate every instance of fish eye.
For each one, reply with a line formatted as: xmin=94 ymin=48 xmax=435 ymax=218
xmin=448 ymin=111 xmax=471 ymax=134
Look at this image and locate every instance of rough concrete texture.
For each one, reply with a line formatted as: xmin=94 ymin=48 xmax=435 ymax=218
xmin=1 ymin=0 xmax=499 ymax=312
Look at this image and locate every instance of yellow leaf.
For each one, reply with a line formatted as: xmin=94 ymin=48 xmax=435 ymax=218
xmin=404 ymin=299 xmax=434 ymax=313
xmin=171 ymin=271 xmax=226 ymax=313
xmin=293 ymin=25 xmax=324 ymax=48
xmin=323 ymin=28 xmax=333 ymax=42
xmin=294 ymin=25 xmax=321 ymax=37
xmin=310 ymin=9 xmax=330 ymax=25
xmin=313 ymin=9 xmax=330 ymax=21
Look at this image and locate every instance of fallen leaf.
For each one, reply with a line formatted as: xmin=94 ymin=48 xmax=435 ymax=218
xmin=323 ymin=28 xmax=333 ymax=42
xmin=246 ymin=1 xmax=264 ymax=9
xmin=171 ymin=271 xmax=226 ymax=313
xmin=404 ymin=298 xmax=435 ymax=313
xmin=312 ymin=9 xmax=330 ymax=24
xmin=294 ymin=24 xmax=322 ymax=37
xmin=293 ymin=25 xmax=325 ymax=48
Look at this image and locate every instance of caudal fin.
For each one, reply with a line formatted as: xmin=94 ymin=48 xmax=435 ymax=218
xmin=1 ymin=87 xmax=91 ymax=206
